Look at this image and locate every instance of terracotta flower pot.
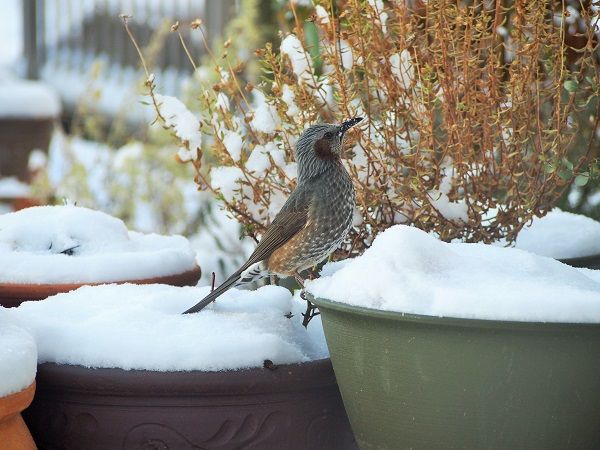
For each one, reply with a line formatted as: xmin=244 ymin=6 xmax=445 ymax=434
xmin=0 ymin=382 xmax=36 ymax=450
xmin=24 ymin=359 xmax=356 ymax=450
xmin=0 ymin=266 xmax=201 ymax=308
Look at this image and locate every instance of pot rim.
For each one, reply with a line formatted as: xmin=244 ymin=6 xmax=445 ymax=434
xmin=309 ymin=294 xmax=600 ymax=331
xmin=35 ymin=358 xmax=336 ymax=397
xmin=559 ymin=252 xmax=600 ymax=267
xmin=0 ymin=265 xmax=201 ymax=305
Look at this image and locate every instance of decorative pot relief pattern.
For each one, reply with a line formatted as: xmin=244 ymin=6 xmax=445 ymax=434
xmin=123 ymin=412 xmax=291 ymax=450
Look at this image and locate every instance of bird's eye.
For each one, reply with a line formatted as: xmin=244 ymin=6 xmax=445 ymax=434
xmin=324 ymin=131 xmax=333 ymax=139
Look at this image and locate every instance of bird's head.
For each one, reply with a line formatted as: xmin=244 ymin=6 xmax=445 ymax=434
xmin=295 ymin=118 xmax=363 ymax=165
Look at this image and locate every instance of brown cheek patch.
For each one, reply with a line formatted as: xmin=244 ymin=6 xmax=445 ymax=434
xmin=314 ymin=137 xmax=336 ymax=161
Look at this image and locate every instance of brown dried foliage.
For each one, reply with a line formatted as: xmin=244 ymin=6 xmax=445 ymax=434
xmin=141 ymin=0 xmax=600 ymax=257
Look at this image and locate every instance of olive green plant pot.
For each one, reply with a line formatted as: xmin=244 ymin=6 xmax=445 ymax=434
xmin=310 ymin=296 xmax=600 ymax=450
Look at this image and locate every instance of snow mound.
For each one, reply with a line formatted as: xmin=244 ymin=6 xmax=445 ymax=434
xmin=0 ymin=205 xmax=197 ymax=283
xmin=307 ymin=225 xmax=600 ymax=323
xmin=5 ymin=284 xmax=328 ymax=371
xmin=0 ymin=316 xmax=37 ymax=397
xmin=513 ymin=209 xmax=600 ymax=259
xmin=0 ymin=79 xmax=61 ymax=118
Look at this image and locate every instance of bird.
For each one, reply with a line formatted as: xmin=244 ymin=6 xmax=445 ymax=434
xmin=183 ymin=117 xmax=363 ymax=315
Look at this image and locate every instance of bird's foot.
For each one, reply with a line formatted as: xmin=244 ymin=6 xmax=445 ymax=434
xmin=301 ymin=298 xmax=320 ymax=328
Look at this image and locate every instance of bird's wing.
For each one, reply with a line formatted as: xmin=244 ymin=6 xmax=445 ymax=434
xmin=241 ymin=186 xmax=312 ymax=270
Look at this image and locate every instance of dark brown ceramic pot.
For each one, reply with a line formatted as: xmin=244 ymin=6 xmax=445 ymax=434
xmin=24 ymin=359 xmax=356 ymax=450
xmin=0 ymin=266 xmax=201 ymax=308
xmin=0 ymin=118 xmax=54 ymax=181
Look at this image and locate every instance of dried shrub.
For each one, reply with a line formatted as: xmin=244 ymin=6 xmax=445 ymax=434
xmin=129 ymin=0 xmax=600 ymax=259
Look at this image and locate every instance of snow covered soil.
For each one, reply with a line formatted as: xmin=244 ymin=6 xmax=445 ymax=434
xmin=307 ymin=225 xmax=600 ymax=323
xmin=0 ymin=205 xmax=197 ymax=283
xmin=3 ymin=284 xmax=328 ymax=371
xmin=512 ymin=208 xmax=600 ymax=259
xmin=0 ymin=319 xmax=37 ymax=397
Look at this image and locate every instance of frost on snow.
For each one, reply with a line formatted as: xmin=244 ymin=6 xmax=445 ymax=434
xmin=0 ymin=206 xmax=197 ymax=283
xmin=5 ymin=284 xmax=328 ymax=371
xmin=155 ymin=94 xmax=202 ymax=162
xmin=0 ymin=317 xmax=37 ymax=397
xmin=307 ymin=225 xmax=600 ymax=323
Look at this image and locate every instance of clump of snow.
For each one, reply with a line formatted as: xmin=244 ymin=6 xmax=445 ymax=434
xmin=250 ymin=98 xmax=280 ymax=135
xmin=280 ymin=34 xmax=313 ymax=84
xmin=0 ymin=316 xmax=37 ymax=397
xmin=339 ymin=40 xmax=353 ymax=70
xmin=0 ymin=205 xmax=197 ymax=284
xmin=0 ymin=80 xmax=61 ymax=118
xmin=222 ymin=130 xmax=243 ymax=162
xmin=315 ymin=5 xmax=330 ymax=24
xmin=5 ymin=283 xmax=328 ymax=371
xmin=511 ymin=209 xmax=600 ymax=259
xmin=0 ymin=177 xmax=30 ymax=198
xmin=307 ymin=225 xmax=600 ymax=323
xmin=210 ymin=167 xmax=244 ymax=202
xmin=155 ymin=94 xmax=202 ymax=162
xmin=281 ymin=84 xmax=300 ymax=118
xmin=28 ymin=149 xmax=48 ymax=172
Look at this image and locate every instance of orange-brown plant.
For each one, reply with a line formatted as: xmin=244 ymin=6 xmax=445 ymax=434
xmin=128 ymin=0 xmax=600 ymax=258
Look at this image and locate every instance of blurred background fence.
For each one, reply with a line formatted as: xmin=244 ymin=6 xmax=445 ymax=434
xmin=23 ymin=0 xmax=236 ymax=117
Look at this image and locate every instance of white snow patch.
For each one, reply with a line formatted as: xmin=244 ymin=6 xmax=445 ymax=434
xmin=28 ymin=149 xmax=47 ymax=172
xmin=0 ymin=316 xmax=37 ymax=397
xmin=250 ymin=99 xmax=280 ymax=135
xmin=511 ymin=209 xmax=600 ymax=259
xmin=315 ymin=5 xmax=330 ymax=24
xmin=0 ymin=206 xmax=197 ymax=283
xmin=245 ymin=146 xmax=271 ymax=176
xmin=6 ymin=283 xmax=328 ymax=371
xmin=307 ymin=225 xmax=600 ymax=323
xmin=282 ymin=84 xmax=300 ymax=118
xmin=156 ymin=94 xmax=202 ymax=161
xmin=389 ymin=50 xmax=414 ymax=89
xmin=0 ymin=80 xmax=61 ymax=118
xmin=280 ymin=34 xmax=313 ymax=84
xmin=222 ymin=130 xmax=243 ymax=162
xmin=0 ymin=177 xmax=30 ymax=198
xmin=210 ymin=167 xmax=244 ymax=202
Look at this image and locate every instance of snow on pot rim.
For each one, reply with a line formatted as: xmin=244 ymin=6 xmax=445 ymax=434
xmin=0 ymin=319 xmax=37 ymax=397
xmin=508 ymin=208 xmax=600 ymax=259
xmin=0 ymin=205 xmax=198 ymax=284
xmin=306 ymin=225 xmax=600 ymax=323
xmin=3 ymin=283 xmax=328 ymax=371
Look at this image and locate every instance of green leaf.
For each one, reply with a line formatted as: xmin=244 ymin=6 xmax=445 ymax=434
xmin=575 ymin=174 xmax=590 ymax=186
xmin=562 ymin=157 xmax=574 ymax=171
xmin=564 ymin=80 xmax=579 ymax=92
xmin=557 ymin=169 xmax=572 ymax=181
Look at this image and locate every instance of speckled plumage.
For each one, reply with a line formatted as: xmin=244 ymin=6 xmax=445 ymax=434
xmin=183 ymin=118 xmax=361 ymax=314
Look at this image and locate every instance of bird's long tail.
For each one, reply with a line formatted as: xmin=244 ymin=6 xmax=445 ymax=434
xmin=182 ymin=264 xmax=267 ymax=314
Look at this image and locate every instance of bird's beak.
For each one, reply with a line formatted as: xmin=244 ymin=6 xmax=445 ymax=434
xmin=339 ymin=117 xmax=363 ymax=136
